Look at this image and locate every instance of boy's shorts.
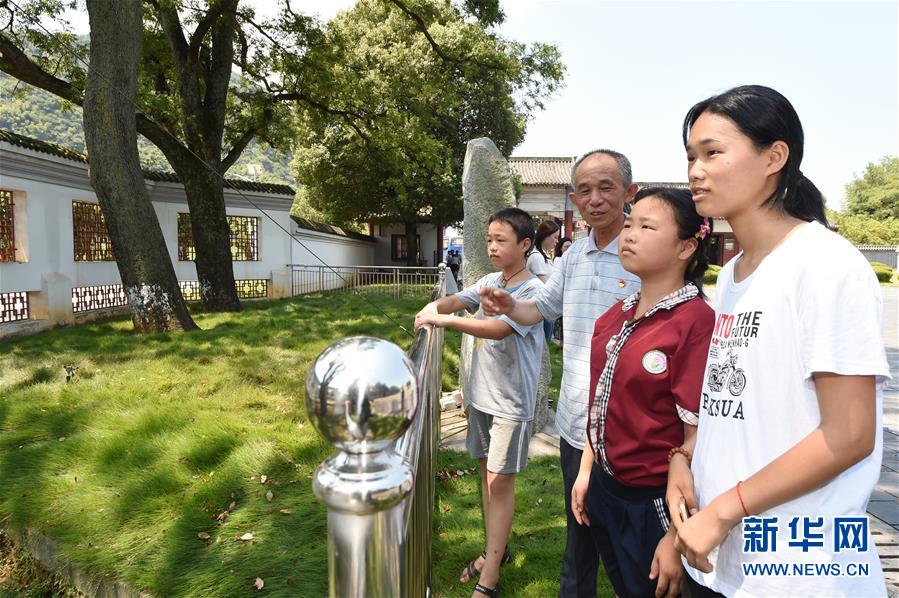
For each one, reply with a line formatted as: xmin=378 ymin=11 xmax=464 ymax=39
xmin=466 ymin=406 xmax=532 ymax=474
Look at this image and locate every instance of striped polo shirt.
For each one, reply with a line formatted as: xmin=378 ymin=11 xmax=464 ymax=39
xmin=534 ymin=232 xmax=640 ymax=449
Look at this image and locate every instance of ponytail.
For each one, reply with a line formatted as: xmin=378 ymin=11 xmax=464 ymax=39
xmin=781 ymin=170 xmax=827 ymax=225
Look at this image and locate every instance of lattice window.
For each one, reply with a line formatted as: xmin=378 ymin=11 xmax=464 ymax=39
xmin=179 ymin=280 xmax=201 ymax=301
xmin=72 ymin=284 xmax=127 ymax=313
xmin=177 ymin=213 xmax=195 ymax=261
xmin=73 ymin=201 xmax=114 ymax=261
xmin=179 ymin=279 xmax=267 ymax=300
xmin=0 ymin=292 xmax=29 ymax=323
xmin=236 ymin=279 xmax=267 ymax=298
xmin=390 ymin=234 xmax=421 ymax=261
xmin=177 ymin=213 xmax=259 ymax=261
xmin=0 ymin=190 xmax=15 ymax=262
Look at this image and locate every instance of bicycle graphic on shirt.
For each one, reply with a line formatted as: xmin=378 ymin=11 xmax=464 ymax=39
xmin=707 ymin=350 xmax=747 ymax=396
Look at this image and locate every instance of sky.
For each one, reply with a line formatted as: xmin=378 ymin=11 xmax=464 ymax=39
xmin=63 ymin=0 xmax=898 ymax=209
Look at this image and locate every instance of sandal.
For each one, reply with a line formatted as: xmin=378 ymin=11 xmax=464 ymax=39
xmin=460 ymin=546 xmax=512 ymax=583
xmin=473 ymin=582 xmax=500 ymax=597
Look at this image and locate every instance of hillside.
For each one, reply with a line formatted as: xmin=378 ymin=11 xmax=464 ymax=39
xmin=0 ymin=73 xmax=295 ymax=185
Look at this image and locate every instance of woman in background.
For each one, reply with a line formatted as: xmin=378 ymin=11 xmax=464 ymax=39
xmin=527 ymin=220 xmax=560 ymax=342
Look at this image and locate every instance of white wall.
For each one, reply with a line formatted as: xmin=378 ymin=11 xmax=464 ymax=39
xmin=517 ymin=185 xmax=568 ymax=218
xmin=0 ymin=173 xmax=123 ymax=293
xmin=290 ymin=228 xmax=374 ymax=266
xmin=0 ymin=141 xmax=376 ymax=295
xmin=372 ymin=222 xmax=441 ymax=266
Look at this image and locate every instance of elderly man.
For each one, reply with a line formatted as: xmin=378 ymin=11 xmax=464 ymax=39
xmin=480 ymin=149 xmax=640 ymax=597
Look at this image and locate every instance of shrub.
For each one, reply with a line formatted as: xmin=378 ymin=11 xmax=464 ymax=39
xmin=871 ymin=262 xmax=894 ymax=282
xmin=703 ymin=265 xmax=722 ymax=285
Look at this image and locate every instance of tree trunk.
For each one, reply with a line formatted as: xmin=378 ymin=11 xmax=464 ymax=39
xmin=83 ymin=0 xmax=197 ymax=333
xmin=176 ymin=161 xmax=241 ymax=312
xmin=404 ymin=220 xmax=419 ymax=267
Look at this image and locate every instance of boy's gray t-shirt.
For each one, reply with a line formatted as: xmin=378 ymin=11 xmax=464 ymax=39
xmin=455 ymin=273 xmax=544 ymax=421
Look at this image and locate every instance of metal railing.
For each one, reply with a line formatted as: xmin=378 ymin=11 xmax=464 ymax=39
xmin=289 ymin=264 xmax=440 ymax=297
xmin=306 ymin=266 xmax=446 ymax=597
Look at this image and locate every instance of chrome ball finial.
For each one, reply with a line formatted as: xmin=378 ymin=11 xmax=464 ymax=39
xmin=306 ymin=336 xmax=418 ymax=453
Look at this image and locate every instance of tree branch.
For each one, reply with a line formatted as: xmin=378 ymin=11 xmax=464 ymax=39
xmin=272 ymin=90 xmax=370 ymax=141
xmin=220 ymin=124 xmax=256 ymax=171
xmin=0 ymin=32 xmax=83 ymax=104
xmin=385 ymin=0 xmax=455 ymax=63
xmin=152 ymin=1 xmax=203 ymax=141
xmin=187 ymin=1 xmax=227 ymax=59
xmin=385 ymin=0 xmax=507 ymax=71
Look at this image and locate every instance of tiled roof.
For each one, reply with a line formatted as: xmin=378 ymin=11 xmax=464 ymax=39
xmin=0 ymin=129 xmax=296 ymax=196
xmin=509 ymin=156 xmax=695 ymax=192
xmin=509 ymin=156 xmax=575 ymax=187
xmin=290 ymin=215 xmax=376 ymax=243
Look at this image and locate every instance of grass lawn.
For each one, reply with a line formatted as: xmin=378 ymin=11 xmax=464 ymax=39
xmin=0 ymin=289 xmax=582 ymax=596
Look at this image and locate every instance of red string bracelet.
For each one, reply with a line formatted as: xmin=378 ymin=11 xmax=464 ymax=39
xmin=736 ymin=481 xmax=750 ymax=517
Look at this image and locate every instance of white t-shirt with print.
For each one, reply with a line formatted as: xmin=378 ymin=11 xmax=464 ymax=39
xmin=686 ymin=222 xmax=891 ymax=597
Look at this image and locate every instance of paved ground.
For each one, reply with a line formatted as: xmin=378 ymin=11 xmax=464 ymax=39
xmin=439 ymin=286 xmax=899 ymax=593
xmin=873 ymin=286 xmax=899 ymax=593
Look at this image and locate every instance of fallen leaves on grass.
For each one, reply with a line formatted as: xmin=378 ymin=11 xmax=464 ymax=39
xmin=253 ymin=577 xmax=264 ymax=590
xmin=238 ymin=533 xmax=254 ymax=541
xmin=197 ymin=532 xmax=211 ymax=541
xmin=436 ymin=467 xmax=478 ymax=481
xmin=279 ymin=509 xmax=290 ymax=515
xmin=260 ymin=475 xmax=268 ymax=484
xmin=265 ymin=490 xmax=273 ymax=502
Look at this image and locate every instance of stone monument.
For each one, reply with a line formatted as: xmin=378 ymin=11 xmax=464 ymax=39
xmin=459 ymin=138 xmax=552 ymax=433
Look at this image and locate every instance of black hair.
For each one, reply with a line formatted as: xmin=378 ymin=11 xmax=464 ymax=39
xmin=533 ymin=220 xmax=561 ymax=262
xmin=489 ymin=207 xmax=536 ymax=252
xmin=682 ymin=85 xmax=826 ymax=225
xmin=555 ymin=235 xmax=572 ymax=257
xmin=632 ymin=186 xmax=712 ymax=295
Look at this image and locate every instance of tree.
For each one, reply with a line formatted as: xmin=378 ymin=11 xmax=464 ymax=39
xmin=82 ymin=0 xmax=196 ymax=332
xmin=827 ymin=209 xmax=899 ymax=245
xmin=0 ymin=0 xmax=309 ymax=311
xmin=292 ymin=0 xmax=564 ymax=265
xmin=845 ymin=156 xmax=899 ymax=220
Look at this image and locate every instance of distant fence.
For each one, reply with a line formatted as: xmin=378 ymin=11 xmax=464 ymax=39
xmin=856 ymin=245 xmax=898 ymax=269
xmin=289 ymin=264 xmax=441 ymax=297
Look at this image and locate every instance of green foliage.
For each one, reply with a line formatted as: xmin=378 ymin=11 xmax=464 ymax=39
xmin=0 ymin=290 xmax=453 ymax=595
xmin=0 ymin=73 xmax=295 ymax=184
xmin=871 ymin=262 xmax=894 ymax=282
xmin=433 ymin=452 xmax=614 ymax=596
xmin=293 ymin=0 xmax=564 ymax=228
xmin=844 ymin=156 xmax=899 ymax=219
xmin=703 ymin=264 xmax=722 ymax=284
xmin=826 ymin=208 xmax=899 ymax=245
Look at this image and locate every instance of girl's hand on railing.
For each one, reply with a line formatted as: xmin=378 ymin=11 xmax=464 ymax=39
xmin=479 ymin=287 xmax=514 ymax=316
xmin=570 ymin=470 xmax=591 ymax=526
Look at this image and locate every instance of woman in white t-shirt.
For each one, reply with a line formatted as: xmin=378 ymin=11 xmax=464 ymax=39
xmin=527 ymin=220 xmax=560 ymax=342
xmin=667 ymin=85 xmax=890 ymax=597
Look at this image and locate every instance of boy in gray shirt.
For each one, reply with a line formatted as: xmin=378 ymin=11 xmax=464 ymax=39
xmin=415 ymin=208 xmax=543 ymax=598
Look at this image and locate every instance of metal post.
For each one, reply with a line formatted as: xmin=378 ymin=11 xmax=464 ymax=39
xmin=306 ymin=337 xmax=418 ymax=598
